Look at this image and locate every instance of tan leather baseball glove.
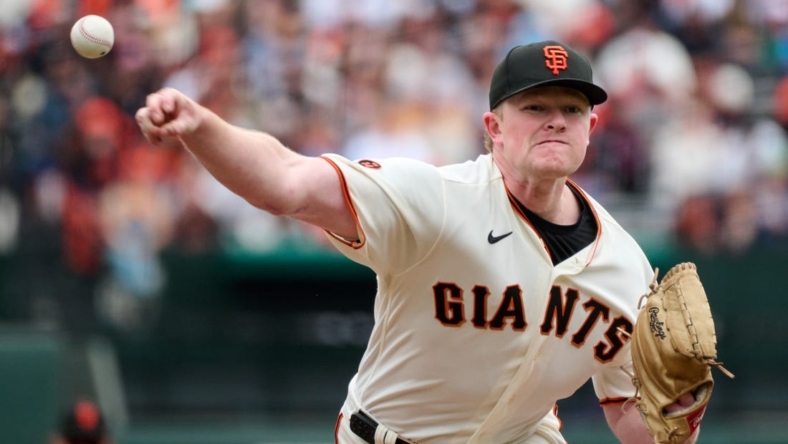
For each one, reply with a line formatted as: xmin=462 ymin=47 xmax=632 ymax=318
xmin=629 ymin=262 xmax=734 ymax=444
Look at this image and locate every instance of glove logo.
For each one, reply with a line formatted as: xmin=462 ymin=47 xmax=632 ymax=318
xmin=687 ymin=405 xmax=707 ymax=433
xmin=648 ymin=307 xmax=666 ymax=340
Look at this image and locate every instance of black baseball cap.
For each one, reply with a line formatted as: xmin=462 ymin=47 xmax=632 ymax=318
xmin=489 ymin=40 xmax=607 ymax=110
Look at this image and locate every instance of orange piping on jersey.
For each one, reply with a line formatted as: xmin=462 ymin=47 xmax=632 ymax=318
xmin=553 ymin=404 xmax=563 ymax=431
xmin=599 ymin=396 xmax=635 ymax=405
xmin=334 ymin=412 xmax=343 ymax=444
xmin=566 ymin=179 xmax=602 ymax=266
xmin=320 ymin=156 xmax=366 ymax=250
xmin=506 ymin=188 xmax=552 ymax=261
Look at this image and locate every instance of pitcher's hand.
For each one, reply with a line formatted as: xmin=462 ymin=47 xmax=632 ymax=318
xmin=664 ymin=392 xmax=695 ymax=415
xmin=135 ymin=88 xmax=202 ymax=145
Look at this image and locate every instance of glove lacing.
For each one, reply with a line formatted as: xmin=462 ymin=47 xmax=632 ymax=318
xmin=620 ymin=268 xmax=661 ymax=413
xmin=638 ymin=268 xmax=660 ymax=309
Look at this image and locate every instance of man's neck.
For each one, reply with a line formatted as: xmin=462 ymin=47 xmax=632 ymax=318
xmin=495 ymin=159 xmax=580 ymax=225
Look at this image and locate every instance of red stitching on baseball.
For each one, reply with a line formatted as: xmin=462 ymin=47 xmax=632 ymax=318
xmin=78 ymin=17 xmax=112 ymax=48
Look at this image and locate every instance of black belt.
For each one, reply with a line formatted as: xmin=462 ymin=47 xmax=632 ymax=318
xmin=349 ymin=410 xmax=411 ymax=444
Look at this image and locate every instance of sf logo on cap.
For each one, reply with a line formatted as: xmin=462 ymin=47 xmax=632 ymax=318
xmin=543 ymin=46 xmax=569 ymax=75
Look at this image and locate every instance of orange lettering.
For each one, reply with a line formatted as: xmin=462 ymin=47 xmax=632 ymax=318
xmin=543 ymin=46 xmax=569 ymax=75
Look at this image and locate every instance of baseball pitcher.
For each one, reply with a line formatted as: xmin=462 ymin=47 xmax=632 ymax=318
xmin=136 ymin=40 xmax=731 ymax=444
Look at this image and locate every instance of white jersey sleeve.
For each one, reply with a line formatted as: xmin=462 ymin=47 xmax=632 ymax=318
xmin=593 ymin=360 xmax=638 ymax=403
xmin=320 ymin=154 xmax=445 ymax=275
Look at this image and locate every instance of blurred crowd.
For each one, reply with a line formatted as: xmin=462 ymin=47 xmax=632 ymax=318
xmin=0 ymin=0 xmax=787 ymax=331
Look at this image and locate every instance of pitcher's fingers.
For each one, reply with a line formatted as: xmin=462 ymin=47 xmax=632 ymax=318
xmin=160 ymin=118 xmax=186 ymax=137
xmin=145 ymin=91 xmax=169 ymax=125
xmin=677 ymin=392 xmax=695 ymax=407
xmin=160 ymin=89 xmax=179 ymax=115
xmin=135 ymin=108 xmax=164 ymax=144
xmin=135 ymin=107 xmax=157 ymax=131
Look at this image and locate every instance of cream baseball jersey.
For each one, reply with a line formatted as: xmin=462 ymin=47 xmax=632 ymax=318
xmin=321 ymin=153 xmax=653 ymax=443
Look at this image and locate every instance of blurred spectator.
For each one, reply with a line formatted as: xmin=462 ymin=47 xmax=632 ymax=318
xmin=595 ymin=12 xmax=698 ymax=135
xmin=720 ymin=188 xmax=761 ymax=253
xmin=104 ymin=2 xmax=163 ymax=117
xmin=343 ymin=100 xmax=436 ymax=163
xmin=648 ymin=99 xmax=722 ymax=209
xmin=57 ymin=96 xmax=137 ymax=276
xmin=94 ymin=143 xmax=175 ymax=331
xmin=576 ymin=96 xmax=648 ymax=197
xmin=674 ymin=194 xmax=722 ymax=254
xmin=383 ymin=10 xmax=481 ymax=163
xmin=50 ymin=399 xmax=113 ymax=444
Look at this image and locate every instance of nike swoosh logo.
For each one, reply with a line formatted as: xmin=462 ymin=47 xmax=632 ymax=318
xmin=488 ymin=230 xmax=513 ymax=244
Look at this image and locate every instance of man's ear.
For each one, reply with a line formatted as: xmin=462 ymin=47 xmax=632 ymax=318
xmin=589 ymin=112 xmax=599 ymax=135
xmin=483 ymin=111 xmax=502 ymax=144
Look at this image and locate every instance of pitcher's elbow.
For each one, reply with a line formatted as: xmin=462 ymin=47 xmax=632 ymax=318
xmin=246 ymin=198 xmax=291 ymax=217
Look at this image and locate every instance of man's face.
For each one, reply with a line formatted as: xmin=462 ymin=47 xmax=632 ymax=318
xmin=487 ymin=86 xmax=598 ymax=181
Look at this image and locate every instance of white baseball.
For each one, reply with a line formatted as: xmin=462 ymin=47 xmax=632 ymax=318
xmin=70 ymin=15 xmax=114 ymax=59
